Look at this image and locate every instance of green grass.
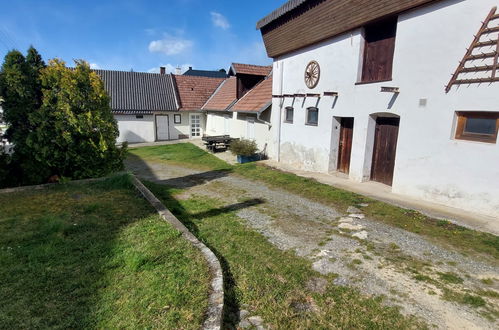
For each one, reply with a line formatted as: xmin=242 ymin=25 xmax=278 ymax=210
xmin=442 ymin=289 xmax=487 ymax=308
xmin=145 ymin=181 xmax=426 ymax=329
xmin=129 ymin=143 xmax=231 ymax=171
xmin=0 ymin=174 xmax=209 ymax=329
xmin=437 ymin=272 xmax=464 ymax=284
xmin=128 ymin=143 xmax=499 ymax=261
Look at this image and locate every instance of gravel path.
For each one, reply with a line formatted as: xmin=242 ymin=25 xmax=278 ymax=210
xmin=127 ymin=158 xmax=499 ymax=329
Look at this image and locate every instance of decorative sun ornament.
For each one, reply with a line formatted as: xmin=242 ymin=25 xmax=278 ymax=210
xmin=304 ymin=60 xmax=320 ymax=89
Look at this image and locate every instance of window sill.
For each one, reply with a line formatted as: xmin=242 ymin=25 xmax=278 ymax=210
xmin=284 ymin=120 xmax=293 ymax=124
xmin=455 ymin=135 xmax=497 ymax=144
xmin=305 ymin=123 xmax=318 ymax=127
xmin=355 ymin=78 xmax=393 ymax=86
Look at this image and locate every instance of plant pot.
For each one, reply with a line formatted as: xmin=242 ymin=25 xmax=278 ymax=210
xmin=237 ymin=154 xmax=260 ymax=164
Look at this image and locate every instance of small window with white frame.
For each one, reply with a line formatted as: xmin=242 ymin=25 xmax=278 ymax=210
xmin=284 ymin=106 xmax=294 ymax=123
xmin=306 ymin=107 xmax=318 ymax=126
xmin=174 ymin=114 xmax=182 ymax=124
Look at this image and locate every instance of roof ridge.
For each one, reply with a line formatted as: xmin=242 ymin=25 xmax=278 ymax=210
xmin=174 ymin=74 xmax=225 ymax=81
xmin=231 ymin=62 xmax=272 ymax=67
xmin=93 ymin=68 xmax=174 ymax=76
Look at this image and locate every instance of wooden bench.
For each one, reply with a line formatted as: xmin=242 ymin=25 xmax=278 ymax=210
xmin=202 ymin=135 xmax=238 ymax=153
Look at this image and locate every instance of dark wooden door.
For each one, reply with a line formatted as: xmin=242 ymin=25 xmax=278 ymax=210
xmin=371 ymin=117 xmax=400 ymax=186
xmin=337 ymin=117 xmax=354 ymax=174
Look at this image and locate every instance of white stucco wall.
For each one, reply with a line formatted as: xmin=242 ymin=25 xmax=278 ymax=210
xmin=270 ymin=0 xmax=499 ymax=217
xmin=115 ymin=115 xmax=155 ymax=143
xmin=206 ymin=111 xmax=229 ymax=136
xmin=169 ymin=112 xmax=205 ymax=140
xmin=115 ymin=112 xmax=205 ymax=143
xmin=206 ymin=110 xmax=272 ymax=154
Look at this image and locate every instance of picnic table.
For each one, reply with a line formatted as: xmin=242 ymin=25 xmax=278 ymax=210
xmin=202 ymin=135 xmax=238 ymax=152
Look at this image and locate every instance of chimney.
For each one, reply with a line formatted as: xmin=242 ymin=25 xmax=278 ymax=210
xmin=160 ymin=66 xmax=166 ymax=75
xmin=175 ymin=66 xmax=182 ymax=75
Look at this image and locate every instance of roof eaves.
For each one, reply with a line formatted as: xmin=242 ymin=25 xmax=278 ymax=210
xmin=257 ymin=101 xmax=272 ymax=114
xmin=256 ymin=0 xmax=308 ymax=30
xmin=171 ymin=74 xmax=181 ymax=110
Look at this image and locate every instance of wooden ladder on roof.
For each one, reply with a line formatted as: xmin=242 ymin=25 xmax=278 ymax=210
xmin=446 ymin=6 xmax=499 ymax=92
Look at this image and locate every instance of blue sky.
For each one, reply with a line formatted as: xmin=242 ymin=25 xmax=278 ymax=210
xmin=0 ymin=0 xmax=286 ymax=73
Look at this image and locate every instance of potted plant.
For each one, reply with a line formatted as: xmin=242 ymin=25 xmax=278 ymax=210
xmin=230 ymin=139 xmax=260 ymax=164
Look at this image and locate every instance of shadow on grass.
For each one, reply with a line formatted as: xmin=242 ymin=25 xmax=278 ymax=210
xmin=126 ymin=152 xmax=233 ymax=189
xmin=0 ymin=176 xmax=154 ymax=328
xmin=128 ymin=151 xmax=262 ymax=328
xmin=144 ymin=180 xmax=264 ymax=329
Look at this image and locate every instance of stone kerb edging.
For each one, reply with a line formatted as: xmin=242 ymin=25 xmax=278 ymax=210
xmin=0 ymin=174 xmax=224 ymax=329
xmin=130 ymin=175 xmax=224 ymax=330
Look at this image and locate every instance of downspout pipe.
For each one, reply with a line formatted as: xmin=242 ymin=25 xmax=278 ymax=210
xmin=277 ymin=60 xmax=284 ymax=162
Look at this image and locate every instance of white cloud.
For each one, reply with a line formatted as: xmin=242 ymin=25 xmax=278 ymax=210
xmin=147 ymin=63 xmax=192 ymax=74
xmin=210 ymin=12 xmax=230 ymax=30
xmin=148 ymin=35 xmax=193 ymax=55
xmin=89 ymin=63 xmax=101 ymax=69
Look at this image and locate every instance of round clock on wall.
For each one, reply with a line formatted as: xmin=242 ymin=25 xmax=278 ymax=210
xmin=304 ymin=60 xmax=320 ymax=89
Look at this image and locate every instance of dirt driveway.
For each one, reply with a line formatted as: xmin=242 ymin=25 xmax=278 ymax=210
xmin=126 ymin=157 xmax=499 ymax=329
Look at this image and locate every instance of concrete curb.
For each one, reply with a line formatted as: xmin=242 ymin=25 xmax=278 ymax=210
xmin=130 ymin=175 xmax=224 ymax=330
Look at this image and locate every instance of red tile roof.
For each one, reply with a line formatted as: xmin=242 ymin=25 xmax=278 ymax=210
xmin=230 ymin=63 xmax=272 ymax=76
xmin=231 ymin=75 xmax=272 ymax=113
xmin=173 ymin=75 xmax=224 ymax=111
xmin=202 ymin=77 xmax=237 ymax=111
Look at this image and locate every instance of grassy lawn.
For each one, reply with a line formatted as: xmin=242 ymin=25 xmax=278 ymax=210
xmin=128 ymin=143 xmax=499 ymax=262
xmin=0 ymin=174 xmax=209 ymax=329
xmin=146 ymin=181 xmax=426 ymax=329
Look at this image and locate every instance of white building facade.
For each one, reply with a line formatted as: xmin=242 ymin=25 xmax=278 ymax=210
xmin=261 ymin=0 xmax=499 ymax=217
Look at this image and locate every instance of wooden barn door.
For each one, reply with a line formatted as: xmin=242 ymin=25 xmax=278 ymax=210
xmin=371 ymin=117 xmax=400 ymax=186
xmin=337 ymin=117 xmax=354 ymax=174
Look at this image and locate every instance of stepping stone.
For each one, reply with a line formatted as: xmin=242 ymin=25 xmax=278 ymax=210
xmin=349 ymin=213 xmax=365 ymax=219
xmin=347 ymin=206 xmax=362 ymax=213
xmin=239 ymin=320 xmax=251 ymax=328
xmin=352 ymin=231 xmax=368 ymax=240
xmin=312 ymin=258 xmax=336 ymax=275
xmin=338 ymin=223 xmax=364 ymax=231
xmin=239 ymin=309 xmax=249 ymax=319
xmin=316 ymin=249 xmax=331 ymax=257
xmin=248 ymin=316 xmax=264 ymax=326
xmin=338 ymin=217 xmax=354 ymax=223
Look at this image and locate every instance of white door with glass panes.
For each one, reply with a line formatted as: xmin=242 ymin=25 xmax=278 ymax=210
xmin=191 ymin=114 xmax=201 ymax=137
